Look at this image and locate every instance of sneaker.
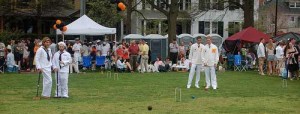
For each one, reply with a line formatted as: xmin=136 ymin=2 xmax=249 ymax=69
xmin=261 ymin=73 xmax=265 ymax=76
xmin=195 ymin=85 xmax=200 ymax=88
xmin=187 ymin=85 xmax=191 ymax=89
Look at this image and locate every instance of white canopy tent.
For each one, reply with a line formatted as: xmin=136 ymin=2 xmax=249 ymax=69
xmin=56 ymin=15 xmax=116 ymax=41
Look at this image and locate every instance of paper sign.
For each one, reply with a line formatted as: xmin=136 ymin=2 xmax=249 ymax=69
xmin=212 ymin=48 xmax=216 ymax=53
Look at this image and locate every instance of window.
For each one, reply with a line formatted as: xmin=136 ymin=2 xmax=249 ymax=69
xmin=17 ymin=0 xmax=31 ymax=9
xmin=297 ymin=2 xmax=300 ymax=7
xmin=199 ymin=0 xmax=210 ymax=11
xmin=229 ymin=0 xmax=240 ymax=10
xmin=185 ymin=0 xmax=191 ymax=10
xmin=204 ymin=22 xmax=210 ymax=35
xmin=146 ymin=20 xmax=159 ymax=34
xmin=143 ymin=0 xmax=152 ymax=10
xmin=141 ymin=20 xmax=145 ymax=35
xmin=179 ymin=0 xmax=183 ymax=10
xmin=290 ymin=2 xmax=300 ymax=8
xmin=157 ymin=0 xmax=169 ymax=10
xmin=212 ymin=0 xmax=224 ymax=10
xmin=228 ymin=22 xmax=240 ymax=36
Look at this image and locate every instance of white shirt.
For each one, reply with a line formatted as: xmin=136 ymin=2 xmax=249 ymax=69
xmin=6 ymin=52 xmax=16 ymax=68
xmin=52 ymin=50 xmax=72 ymax=73
xmin=189 ymin=43 xmax=205 ymax=64
xmin=275 ymin=45 xmax=284 ymax=59
xmin=81 ymin=45 xmax=90 ymax=56
xmin=203 ymin=44 xmax=219 ymax=66
xmin=0 ymin=42 xmax=5 ymax=57
xmin=72 ymin=43 xmax=82 ymax=54
xmin=35 ymin=46 xmax=52 ymax=71
xmin=257 ymin=42 xmax=265 ymax=58
xmin=117 ymin=59 xmax=125 ymax=69
xmin=101 ymin=44 xmax=110 ymax=56
xmin=169 ymin=43 xmax=178 ymax=53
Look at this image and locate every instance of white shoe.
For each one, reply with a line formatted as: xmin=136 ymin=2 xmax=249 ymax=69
xmin=187 ymin=85 xmax=191 ymax=89
xmin=195 ymin=85 xmax=200 ymax=88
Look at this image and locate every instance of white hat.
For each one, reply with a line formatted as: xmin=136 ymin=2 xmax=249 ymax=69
xmin=96 ymin=40 xmax=101 ymax=43
xmin=58 ymin=42 xmax=66 ymax=47
xmin=6 ymin=45 xmax=12 ymax=50
xmin=103 ymin=42 xmax=107 ymax=44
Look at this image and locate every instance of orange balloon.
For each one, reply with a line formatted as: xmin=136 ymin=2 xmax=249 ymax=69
xmin=62 ymin=26 xmax=67 ymax=32
xmin=56 ymin=20 xmax=62 ymax=25
xmin=118 ymin=2 xmax=126 ymax=11
xmin=53 ymin=24 xmax=57 ymax=30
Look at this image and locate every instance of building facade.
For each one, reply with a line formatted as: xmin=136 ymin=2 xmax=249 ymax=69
xmin=128 ymin=0 xmax=260 ymax=38
xmin=258 ymin=0 xmax=300 ymax=34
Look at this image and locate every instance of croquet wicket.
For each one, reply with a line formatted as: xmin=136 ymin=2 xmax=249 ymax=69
xmin=175 ymin=87 xmax=181 ymax=102
xmin=106 ymin=71 xmax=111 ymax=78
xmin=114 ymin=73 xmax=119 ymax=80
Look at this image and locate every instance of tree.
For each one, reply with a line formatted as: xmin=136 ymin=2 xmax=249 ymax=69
xmin=87 ymin=0 xmax=122 ymax=28
xmin=146 ymin=0 xmax=179 ymax=42
xmin=255 ymin=1 xmax=287 ymax=35
xmin=0 ymin=0 xmax=73 ymax=38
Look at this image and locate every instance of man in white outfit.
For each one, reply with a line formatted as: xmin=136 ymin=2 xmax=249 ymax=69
xmin=35 ymin=37 xmax=53 ymax=99
xmin=257 ymin=38 xmax=266 ymax=75
xmin=72 ymin=38 xmax=81 ymax=73
xmin=101 ymin=41 xmax=111 ymax=69
xmin=52 ymin=42 xmax=72 ymax=98
xmin=203 ymin=36 xmax=219 ymax=90
xmin=187 ymin=37 xmax=205 ymax=89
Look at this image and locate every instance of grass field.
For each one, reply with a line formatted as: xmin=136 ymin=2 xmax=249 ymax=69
xmin=0 ymin=71 xmax=300 ymax=114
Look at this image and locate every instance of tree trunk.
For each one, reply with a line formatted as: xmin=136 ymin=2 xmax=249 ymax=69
xmin=125 ymin=0 xmax=133 ymax=34
xmin=243 ymin=0 xmax=254 ymax=28
xmin=0 ymin=16 xmax=3 ymax=33
xmin=167 ymin=14 xmax=177 ymax=42
xmin=167 ymin=0 xmax=179 ymax=42
xmin=36 ymin=0 xmax=42 ymax=39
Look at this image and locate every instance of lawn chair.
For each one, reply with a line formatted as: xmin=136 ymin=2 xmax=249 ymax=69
xmin=234 ymin=55 xmax=247 ymax=71
xmin=96 ymin=56 xmax=106 ymax=72
xmin=82 ymin=56 xmax=92 ymax=70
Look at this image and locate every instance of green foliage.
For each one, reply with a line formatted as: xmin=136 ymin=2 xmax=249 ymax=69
xmin=87 ymin=0 xmax=122 ymax=28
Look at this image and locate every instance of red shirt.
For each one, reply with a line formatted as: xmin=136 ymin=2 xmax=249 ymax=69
xmin=128 ymin=44 xmax=139 ymax=55
xmin=123 ymin=51 xmax=129 ymax=59
xmin=116 ymin=48 xmax=124 ymax=58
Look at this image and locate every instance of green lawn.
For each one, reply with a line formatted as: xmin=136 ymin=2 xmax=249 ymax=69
xmin=0 ymin=71 xmax=300 ymax=114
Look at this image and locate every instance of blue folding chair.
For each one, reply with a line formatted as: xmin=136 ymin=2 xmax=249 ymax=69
xmin=96 ymin=56 xmax=106 ymax=66
xmin=82 ymin=56 xmax=92 ymax=69
xmin=234 ymin=55 xmax=246 ymax=71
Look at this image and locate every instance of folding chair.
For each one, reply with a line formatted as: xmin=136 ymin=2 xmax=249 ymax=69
xmin=82 ymin=56 xmax=92 ymax=69
xmin=234 ymin=55 xmax=246 ymax=71
xmin=96 ymin=56 xmax=106 ymax=72
xmin=0 ymin=57 xmax=5 ymax=73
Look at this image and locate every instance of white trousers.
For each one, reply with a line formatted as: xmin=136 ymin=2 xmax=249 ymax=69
xmin=55 ymin=72 xmax=69 ymax=97
xmin=187 ymin=64 xmax=202 ymax=87
xmin=73 ymin=53 xmax=80 ymax=73
xmin=42 ymin=70 xmax=52 ymax=97
xmin=205 ymin=66 xmax=217 ymax=89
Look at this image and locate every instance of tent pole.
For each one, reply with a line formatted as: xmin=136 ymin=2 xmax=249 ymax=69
xmin=62 ymin=32 xmax=65 ymax=42
xmin=114 ymin=34 xmax=116 ymax=42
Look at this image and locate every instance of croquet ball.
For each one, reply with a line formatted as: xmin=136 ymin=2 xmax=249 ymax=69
xmin=147 ymin=106 xmax=152 ymax=111
xmin=191 ymin=96 xmax=196 ymax=99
